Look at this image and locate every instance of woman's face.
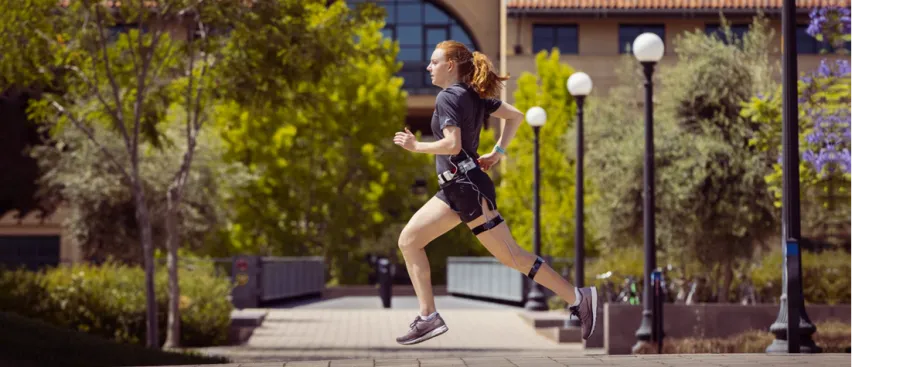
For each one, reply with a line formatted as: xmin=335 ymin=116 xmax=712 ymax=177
xmin=427 ymin=48 xmax=454 ymax=89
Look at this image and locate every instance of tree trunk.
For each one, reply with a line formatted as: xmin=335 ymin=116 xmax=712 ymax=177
xmin=717 ymin=259 xmax=733 ymax=303
xmin=163 ymin=184 xmax=182 ymax=348
xmin=133 ymin=181 xmax=159 ymax=349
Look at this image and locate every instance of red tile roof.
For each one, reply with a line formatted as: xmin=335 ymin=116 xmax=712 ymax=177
xmin=507 ymin=0 xmax=850 ymax=10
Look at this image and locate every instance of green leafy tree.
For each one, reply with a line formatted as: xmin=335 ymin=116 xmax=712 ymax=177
xmin=481 ymin=49 xmax=593 ymax=259
xmin=587 ymin=16 xmax=780 ymax=301
xmin=214 ymin=1 xmax=427 ymax=284
xmin=1 ymin=0 xmax=247 ymax=348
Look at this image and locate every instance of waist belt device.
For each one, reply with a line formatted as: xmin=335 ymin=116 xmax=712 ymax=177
xmin=438 ymin=158 xmax=478 ymax=185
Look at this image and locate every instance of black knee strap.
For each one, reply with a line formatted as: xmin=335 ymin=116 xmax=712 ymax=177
xmin=528 ymin=257 xmax=544 ymax=279
xmin=471 ymin=214 xmax=504 ymax=235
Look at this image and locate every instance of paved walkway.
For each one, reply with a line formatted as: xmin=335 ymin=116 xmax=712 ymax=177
xmin=151 ymin=354 xmax=852 ymax=366
xmin=192 ymin=296 xmax=583 ymax=362
xmin=186 ymin=296 xmax=850 ymax=366
xmin=270 ymin=295 xmax=522 ymax=311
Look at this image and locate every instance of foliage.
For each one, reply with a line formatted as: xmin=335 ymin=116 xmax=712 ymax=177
xmin=585 ymin=16 xmax=780 ymax=302
xmin=0 ymin=0 xmax=249 ymax=347
xmin=806 ymin=6 xmax=851 ymax=54
xmin=742 ymin=7 xmax=852 ymax=247
xmin=633 ymin=320 xmax=850 ymax=354
xmin=749 ymin=248 xmax=850 ymax=305
xmin=29 ymin=110 xmax=234 ymax=264
xmin=582 ymin=55 xmax=650 ymax=250
xmin=214 ymin=1 xmax=426 ymax=284
xmin=0 ymin=311 xmax=228 ymax=367
xmin=0 ymin=259 xmax=233 ymax=347
xmin=487 ymin=48 xmax=594 ymax=258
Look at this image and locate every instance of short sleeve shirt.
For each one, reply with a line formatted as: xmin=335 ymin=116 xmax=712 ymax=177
xmin=431 ymin=83 xmax=502 ymax=175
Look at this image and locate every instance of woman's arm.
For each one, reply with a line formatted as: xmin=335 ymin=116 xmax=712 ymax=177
xmin=413 ymin=126 xmax=461 ymax=155
xmin=490 ymin=102 xmax=525 ymax=153
xmin=393 ymin=126 xmax=462 ymax=155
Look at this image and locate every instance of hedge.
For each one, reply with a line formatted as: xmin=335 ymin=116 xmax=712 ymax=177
xmin=0 ymin=311 xmax=229 ymax=367
xmin=633 ymin=320 xmax=850 ymax=354
xmin=0 ymin=258 xmax=233 ymax=347
xmin=579 ymin=247 xmax=849 ymax=305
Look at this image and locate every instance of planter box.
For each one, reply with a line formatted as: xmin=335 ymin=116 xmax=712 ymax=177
xmin=603 ymin=303 xmax=851 ymax=354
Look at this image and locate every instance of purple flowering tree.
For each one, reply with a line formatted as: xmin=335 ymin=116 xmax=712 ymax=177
xmin=742 ymin=7 xmax=851 ymax=246
xmin=807 ymin=6 xmax=852 ymax=54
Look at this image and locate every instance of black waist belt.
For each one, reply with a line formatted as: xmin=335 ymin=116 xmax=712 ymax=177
xmin=438 ymin=158 xmax=478 ymax=186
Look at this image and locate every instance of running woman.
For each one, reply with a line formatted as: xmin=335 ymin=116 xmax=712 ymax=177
xmin=392 ymin=40 xmax=598 ymax=345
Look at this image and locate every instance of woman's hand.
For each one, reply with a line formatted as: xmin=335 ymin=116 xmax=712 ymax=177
xmin=477 ymin=151 xmax=503 ymax=171
xmin=393 ymin=127 xmax=418 ymax=152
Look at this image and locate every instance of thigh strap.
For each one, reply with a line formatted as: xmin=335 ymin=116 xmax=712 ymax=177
xmin=471 ymin=214 xmax=504 ymax=235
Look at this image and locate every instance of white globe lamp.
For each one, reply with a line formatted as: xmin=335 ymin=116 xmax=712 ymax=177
xmin=526 ymin=106 xmax=547 ymax=128
xmin=566 ymin=72 xmax=593 ymax=97
xmin=632 ymin=32 xmax=665 ymax=62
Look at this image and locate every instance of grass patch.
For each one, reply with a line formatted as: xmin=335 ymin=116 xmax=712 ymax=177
xmin=634 ymin=320 xmax=851 ymax=354
xmin=0 ymin=311 xmax=229 ymax=367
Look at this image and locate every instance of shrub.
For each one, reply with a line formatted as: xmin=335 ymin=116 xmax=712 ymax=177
xmin=576 ymin=247 xmax=849 ymax=305
xmin=634 ymin=320 xmax=850 ymax=354
xmin=750 ymin=249 xmax=850 ymax=305
xmin=0 ymin=259 xmax=232 ymax=347
xmin=0 ymin=311 xmax=228 ymax=367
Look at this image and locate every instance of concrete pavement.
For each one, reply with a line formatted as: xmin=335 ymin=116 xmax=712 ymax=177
xmin=193 ymin=308 xmax=585 ymax=362
xmin=148 ymin=354 xmax=851 ymax=366
xmin=185 ymin=296 xmax=850 ymax=367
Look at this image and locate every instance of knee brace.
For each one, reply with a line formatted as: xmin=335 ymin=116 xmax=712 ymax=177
xmin=528 ymin=257 xmax=544 ymax=280
xmin=471 ymin=214 xmax=504 ymax=235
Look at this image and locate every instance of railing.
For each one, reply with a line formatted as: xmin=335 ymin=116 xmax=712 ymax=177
xmin=229 ymin=255 xmax=326 ymax=308
xmin=260 ymin=256 xmax=325 ymax=302
xmin=446 ymin=257 xmax=529 ymax=304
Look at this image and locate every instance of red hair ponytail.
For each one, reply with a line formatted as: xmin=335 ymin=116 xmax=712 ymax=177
xmin=436 ymin=40 xmax=510 ymax=99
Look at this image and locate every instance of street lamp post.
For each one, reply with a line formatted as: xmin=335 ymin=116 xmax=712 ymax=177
xmin=565 ymin=71 xmax=592 ymax=329
xmin=525 ymin=106 xmax=549 ymax=311
xmin=766 ymin=0 xmax=821 ymax=354
xmin=630 ymin=32 xmax=665 ymax=353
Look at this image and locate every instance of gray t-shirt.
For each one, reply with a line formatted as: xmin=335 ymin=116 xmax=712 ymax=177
xmin=431 ymin=83 xmax=502 ymax=174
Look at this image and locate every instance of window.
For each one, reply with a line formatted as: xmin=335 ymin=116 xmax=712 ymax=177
xmin=619 ymin=24 xmax=665 ymax=54
xmin=795 ymin=24 xmax=850 ymax=54
xmin=346 ymin=0 xmax=479 ymax=95
xmin=107 ymin=24 xmax=149 ymax=42
xmin=532 ymin=24 xmax=578 ymax=54
xmin=705 ymin=23 xmax=749 ymax=45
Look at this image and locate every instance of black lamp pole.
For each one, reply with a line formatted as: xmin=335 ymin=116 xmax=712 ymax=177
xmin=574 ymin=95 xmax=585 ymax=294
xmin=633 ymin=61 xmax=658 ymax=351
xmin=766 ymin=0 xmax=821 ymax=354
xmin=565 ymin=94 xmax=586 ymax=329
xmin=525 ymin=125 xmax=548 ymax=311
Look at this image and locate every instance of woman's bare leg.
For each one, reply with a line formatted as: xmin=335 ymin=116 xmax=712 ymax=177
xmin=466 ymin=199 xmax=577 ymax=305
xmin=398 ymin=195 xmax=462 ymax=316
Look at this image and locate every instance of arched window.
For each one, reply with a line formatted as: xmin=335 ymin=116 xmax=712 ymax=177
xmin=346 ymin=0 xmax=479 ymax=95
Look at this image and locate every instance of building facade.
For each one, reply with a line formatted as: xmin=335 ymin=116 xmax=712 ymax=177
xmin=356 ymin=0 xmax=850 ymax=137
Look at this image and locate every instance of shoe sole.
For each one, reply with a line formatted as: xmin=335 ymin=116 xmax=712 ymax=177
xmin=588 ymin=286 xmax=598 ymax=338
xmin=397 ymin=324 xmax=449 ymax=345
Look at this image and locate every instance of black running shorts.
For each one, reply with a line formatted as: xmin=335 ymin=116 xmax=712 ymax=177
xmin=435 ymin=168 xmax=498 ymax=223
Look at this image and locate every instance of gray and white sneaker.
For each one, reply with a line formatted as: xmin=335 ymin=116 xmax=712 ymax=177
xmin=568 ymin=286 xmax=599 ymax=339
xmin=396 ymin=313 xmax=449 ymax=345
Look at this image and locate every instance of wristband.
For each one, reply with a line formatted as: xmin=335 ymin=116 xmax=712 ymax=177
xmin=494 ymin=145 xmax=507 ymax=155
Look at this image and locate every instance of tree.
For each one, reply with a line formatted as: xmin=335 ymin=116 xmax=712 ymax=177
xmin=478 ymin=49 xmax=595 ymax=260
xmin=586 ymin=16 xmax=780 ymax=301
xmin=0 ymin=0 xmax=244 ymax=348
xmin=29 ymin=114 xmax=232 ymax=265
xmin=213 ymin=0 xmax=426 ymax=284
xmin=742 ymin=7 xmax=852 ymax=248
